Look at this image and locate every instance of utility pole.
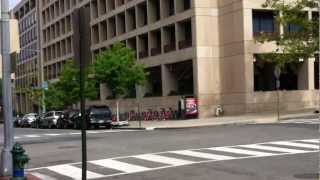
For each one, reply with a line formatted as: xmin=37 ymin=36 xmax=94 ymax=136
xmin=0 ymin=0 xmax=14 ymax=176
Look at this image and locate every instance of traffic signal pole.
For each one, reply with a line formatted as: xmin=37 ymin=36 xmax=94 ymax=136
xmin=0 ymin=0 xmax=14 ymax=176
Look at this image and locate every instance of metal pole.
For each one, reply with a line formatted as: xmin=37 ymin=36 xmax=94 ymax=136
xmin=79 ymin=51 xmax=87 ymax=180
xmin=0 ymin=0 xmax=14 ymax=176
xmin=318 ymin=0 xmax=320 ymax=175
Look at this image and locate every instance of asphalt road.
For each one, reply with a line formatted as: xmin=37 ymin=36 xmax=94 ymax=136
xmin=0 ymin=122 xmax=319 ymax=180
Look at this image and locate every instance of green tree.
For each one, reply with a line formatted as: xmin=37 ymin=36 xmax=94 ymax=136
xmin=257 ymin=0 xmax=319 ymax=120
xmin=257 ymin=0 xmax=318 ymax=70
xmin=45 ymin=60 xmax=98 ymax=110
xmin=94 ymin=42 xmax=147 ymax=121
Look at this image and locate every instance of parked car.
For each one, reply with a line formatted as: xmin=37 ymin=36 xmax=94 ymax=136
xmin=41 ymin=111 xmax=63 ymax=128
xmin=31 ymin=114 xmax=45 ymax=128
xmin=73 ymin=106 xmax=112 ymax=129
xmin=20 ymin=113 xmax=37 ymax=127
xmin=56 ymin=110 xmax=79 ymax=129
xmin=13 ymin=115 xmax=23 ymax=127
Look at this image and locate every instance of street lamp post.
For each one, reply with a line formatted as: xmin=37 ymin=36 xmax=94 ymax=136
xmin=0 ymin=0 xmax=14 ymax=176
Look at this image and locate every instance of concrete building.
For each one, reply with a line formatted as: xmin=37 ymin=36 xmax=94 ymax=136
xmin=12 ymin=0 xmax=41 ymax=113
xmin=15 ymin=0 xmax=319 ymax=117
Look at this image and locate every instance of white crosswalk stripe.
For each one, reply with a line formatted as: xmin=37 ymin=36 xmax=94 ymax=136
xmin=170 ymin=150 xmax=235 ymax=160
xmin=209 ymin=147 xmax=276 ymax=156
xmin=240 ymin=144 xmax=308 ymax=153
xmin=27 ymin=138 xmax=319 ymax=180
xmin=297 ymin=139 xmax=319 ymax=144
xmin=134 ymin=154 xmax=194 ymax=166
xmin=91 ymin=159 xmax=150 ymax=173
xmin=269 ymin=141 xmax=319 ymax=149
xmin=47 ymin=164 xmax=104 ymax=180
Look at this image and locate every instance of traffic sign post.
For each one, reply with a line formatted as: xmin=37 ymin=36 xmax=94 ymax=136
xmin=72 ymin=7 xmax=91 ymax=180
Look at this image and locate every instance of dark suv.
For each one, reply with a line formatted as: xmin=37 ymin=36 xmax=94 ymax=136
xmin=73 ymin=106 xmax=112 ymax=129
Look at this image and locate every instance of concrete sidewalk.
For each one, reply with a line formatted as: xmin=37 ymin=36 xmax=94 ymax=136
xmin=117 ymin=110 xmax=318 ymax=130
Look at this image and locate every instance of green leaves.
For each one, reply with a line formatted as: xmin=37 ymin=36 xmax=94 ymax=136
xmin=94 ymin=42 xmax=147 ymax=98
xmin=257 ymin=0 xmax=319 ymax=70
xmin=45 ymin=60 xmax=98 ymax=110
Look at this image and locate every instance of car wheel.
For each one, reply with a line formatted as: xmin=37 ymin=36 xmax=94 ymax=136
xmin=73 ymin=122 xmax=78 ymax=129
xmin=48 ymin=123 xmax=53 ymax=129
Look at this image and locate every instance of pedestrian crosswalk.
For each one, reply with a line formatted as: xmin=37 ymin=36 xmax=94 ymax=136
xmin=27 ymin=138 xmax=319 ymax=180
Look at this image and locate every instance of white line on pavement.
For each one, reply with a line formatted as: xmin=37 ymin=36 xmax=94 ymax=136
xmin=134 ymin=154 xmax=194 ymax=166
xmin=269 ymin=141 xmax=319 ymax=149
xmin=24 ymin=135 xmax=41 ymax=138
xmin=240 ymin=144 xmax=308 ymax=153
xmin=210 ymin=147 xmax=276 ymax=156
xmin=297 ymin=139 xmax=319 ymax=144
xmin=91 ymin=159 xmax=150 ymax=173
xmin=170 ymin=150 xmax=235 ymax=160
xmin=47 ymin=164 xmax=104 ymax=180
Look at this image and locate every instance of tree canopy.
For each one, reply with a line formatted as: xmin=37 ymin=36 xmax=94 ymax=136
xmin=257 ymin=0 xmax=319 ymax=70
xmin=94 ymin=42 xmax=147 ymax=98
xmin=45 ymin=60 xmax=98 ymax=110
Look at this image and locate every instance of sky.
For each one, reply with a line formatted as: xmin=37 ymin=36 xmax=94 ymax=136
xmin=10 ymin=0 xmax=21 ymax=9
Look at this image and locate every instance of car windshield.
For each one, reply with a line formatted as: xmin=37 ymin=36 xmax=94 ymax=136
xmin=55 ymin=112 xmax=63 ymax=116
xmin=90 ymin=108 xmax=109 ymax=115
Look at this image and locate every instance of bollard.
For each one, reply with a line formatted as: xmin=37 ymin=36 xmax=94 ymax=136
xmin=11 ymin=143 xmax=30 ymax=180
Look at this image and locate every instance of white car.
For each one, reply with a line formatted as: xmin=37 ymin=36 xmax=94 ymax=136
xmin=21 ymin=113 xmax=37 ymax=127
xmin=41 ymin=111 xmax=63 ymax=128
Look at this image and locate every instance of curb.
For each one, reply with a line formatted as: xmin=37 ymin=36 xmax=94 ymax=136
xmin=0 ymin=174 xmax=40 ymax=180
xmin=114 ymin=120 xmax=257 ymax=130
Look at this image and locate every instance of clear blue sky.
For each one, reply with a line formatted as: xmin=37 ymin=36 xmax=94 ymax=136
xmin=10 ymin=0 xmax=21 ymax=9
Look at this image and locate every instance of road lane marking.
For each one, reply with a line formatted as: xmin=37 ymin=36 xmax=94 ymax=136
xmin=45 ymin=134 xmax=61 ymax=136
xmin=24 ymin=135 xmax=41 ymax=138
xmin=269 ymin=141 xmax=319 ymax=149
xmin=26 ymin=138 xmax=319 ymax=179
xmin=210 ymin=147 xmax=275 ymax=156
xmin=31 ymin=172 xmax=57 ymax=180
xmin=91 ymin=159 xmax=150 ymax=173
xmin=297 ymin=139 xmax=319 ymax=144
xmin=240 ymin=144 xmax=308 ymax=153
xmin=170 ymin=150 xmax=235 ymax=160
xmin=134 ymin=154 xmax=194 ymax=166
xmin=47 ymin=164 xmax=104 ymax=180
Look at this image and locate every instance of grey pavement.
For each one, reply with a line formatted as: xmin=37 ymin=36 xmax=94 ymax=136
xmin=0 ymin=122 xmax=317 ymax=179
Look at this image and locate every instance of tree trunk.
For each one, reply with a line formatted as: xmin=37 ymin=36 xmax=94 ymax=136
xmin=116 ymin=99 xmax=120 ymax=122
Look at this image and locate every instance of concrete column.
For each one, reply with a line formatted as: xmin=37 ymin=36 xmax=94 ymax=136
xmin=161 ymin=64 xmax=178 ymax=96
xmin=298 ymin=58 xmax=314 ymax=90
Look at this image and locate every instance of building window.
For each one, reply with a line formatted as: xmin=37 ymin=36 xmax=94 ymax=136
xmin=253 ymin=10 xmax=278 ymax=37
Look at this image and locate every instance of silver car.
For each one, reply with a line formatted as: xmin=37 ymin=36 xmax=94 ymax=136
xmin=21 ymin=113 xmax=37 ymax=127
xmin=41 ymin=111 xmax=63 ymax=128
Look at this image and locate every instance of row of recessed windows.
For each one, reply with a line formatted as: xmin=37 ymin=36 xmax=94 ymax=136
xmin=43 ymin=37 xmax=72 ymax=63
xmin=18 ymin=12 xmax=37 ymax=34
xmin=44 ymin=61 xmax=66 ymax=80
xmin=252 ymin=10 xmax=319 ymax=37
xmin=17 ymin=43 xmax=38 ymax=62
xmin=42 ymin=0 xmax=76 ymax=25
xmin=15 ymin=75 xmax=38 ymax=88
xmin=14 ymin=0 xmax=36 ymax=20
xmin=16 ymin=60 xmax=37 ymax=79
xmin=92 ymin=18 xmax=192 ymax=59
xmin=42 ymin=15 xmax=72 ymax=43
xmin=20 ymin=27 xmax=37 ymax=47
xmin=90 ymin=0 xmax=134 ymax=18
